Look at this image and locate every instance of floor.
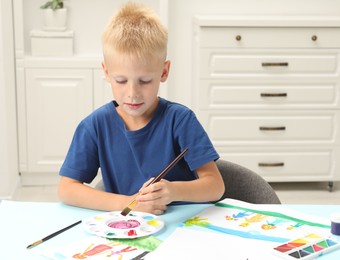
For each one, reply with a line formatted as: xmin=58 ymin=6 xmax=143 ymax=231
xmin=12 ymin=181 xmax=340 ymax=204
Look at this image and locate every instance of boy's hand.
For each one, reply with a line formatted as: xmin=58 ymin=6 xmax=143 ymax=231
xmin=133 ymin=178 xmax=171 ymax=215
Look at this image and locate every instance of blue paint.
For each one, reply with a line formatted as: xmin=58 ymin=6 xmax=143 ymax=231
xmin=232 ymin=211 xmax=252 ymax=219
xmin=206 ymin=224 xmax=289 ymax=243
xmin=143 ymin=215 xmax=154 ymax=220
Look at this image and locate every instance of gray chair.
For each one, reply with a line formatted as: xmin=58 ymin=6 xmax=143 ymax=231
xmin=216 ymin=159 xmax=281 ymax=204
xmin=95 ymin=159 xmax=281 ymax=204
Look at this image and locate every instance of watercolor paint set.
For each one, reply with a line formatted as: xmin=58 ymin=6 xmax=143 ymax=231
xmin=83 ymin=211 xmax=164 ymax=239
xmin=273 ymin=233 xmax=340 ymax=259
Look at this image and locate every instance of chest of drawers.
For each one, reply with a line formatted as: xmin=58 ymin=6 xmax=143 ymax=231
xmin=192 ymin=16 xmax=340 ymax=187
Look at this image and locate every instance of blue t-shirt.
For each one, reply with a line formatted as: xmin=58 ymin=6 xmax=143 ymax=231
xmin=60 ymin=97 xmax=219 ymax=198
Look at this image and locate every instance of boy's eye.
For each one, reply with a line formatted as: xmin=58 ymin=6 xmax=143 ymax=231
xmin=139 ymin=79 xmax=152 ymax=84
xmin=115 ymin=79 xmax=127 ymax=84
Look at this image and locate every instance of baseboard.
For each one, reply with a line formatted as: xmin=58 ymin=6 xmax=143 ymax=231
xmin=0 ymin=177 xmax=21 ymax=200
xmin=20 ymin=172 xmax=60 ymax=186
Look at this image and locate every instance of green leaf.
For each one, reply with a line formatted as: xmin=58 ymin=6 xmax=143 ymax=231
xmin=40 ymin=0 xmax=63 ymax=10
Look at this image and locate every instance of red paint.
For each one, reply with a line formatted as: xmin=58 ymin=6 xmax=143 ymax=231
xmin=127 ymin=229 xmax=137 ymax=236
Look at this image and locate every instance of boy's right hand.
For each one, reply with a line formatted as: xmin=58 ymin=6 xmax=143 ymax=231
xmin=132 ymin=194 xmax=167 ymax=215
xmin=130 ymin=178 xmax=168 ymax=215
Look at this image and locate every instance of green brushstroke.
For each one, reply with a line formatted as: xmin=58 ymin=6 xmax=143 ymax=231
xmin=215 ymin=202 xmax=330 ymax=229
xmin=107 ymin=235 xmax=162 ymax=251
xmin=184 ymin=216 xmax=210 ymax=227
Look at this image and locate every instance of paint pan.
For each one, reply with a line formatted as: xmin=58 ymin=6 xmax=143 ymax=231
xmin=84 ymin=211 xmax=164 ymax=239
xmin=273 ymin=233 xmax=340 ymax=259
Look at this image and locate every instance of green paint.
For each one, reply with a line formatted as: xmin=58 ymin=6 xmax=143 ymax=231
xmin=183 ymin=216 xmax=210 ymax=227
xmin=303 ymin=245 xmax=315 ymax=253
xmin=107 ymin=235 xmax=162 ymax=251
xmin=317 ymin=240 xmax=329 ymax=248
xmin=215 ymin=202 xmax=331 ymax=229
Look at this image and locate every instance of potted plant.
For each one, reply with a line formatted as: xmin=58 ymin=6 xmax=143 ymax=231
xmin=40 ymin=0 xmax=67 ymax=31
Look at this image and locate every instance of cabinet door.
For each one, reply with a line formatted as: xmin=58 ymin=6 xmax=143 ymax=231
xmin=93 ymin=69 xmax=113 ymax=109
xmin=25 ymin=69 xmax=93 ymax=173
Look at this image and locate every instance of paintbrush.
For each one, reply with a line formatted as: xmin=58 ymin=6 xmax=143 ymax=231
xmin=121 ymin=147 xmax=189 ymax=216
xmin=26 ymin=220 xmax=82 ymax=249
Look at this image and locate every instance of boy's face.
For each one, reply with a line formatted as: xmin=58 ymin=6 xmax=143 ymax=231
xmin=102 ymin=50 xmax=170 ymax=125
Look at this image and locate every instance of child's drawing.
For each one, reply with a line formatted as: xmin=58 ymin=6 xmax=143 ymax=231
xmin=239 ymin=213 xmax=267 ymax=227
xmin=42 ymin=235 xmax=161 ymax=260
xmin=183 ymin=199 xmax=331 ymax=243
xmin=72 ymin=242 xmax=137 ymax=259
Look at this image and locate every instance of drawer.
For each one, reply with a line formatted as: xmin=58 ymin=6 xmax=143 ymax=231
xmin=198 ymin=27 xmax=340 ymax=48
xmin=200 ymin=50 xmax=338 ymax=76
xmin=198 ymin=110 xmax=340 ymax=145
xmin=198 ymin=79 xmax=340 ymax=109
xmin=217 ymin=147 xmax=340 ymax=181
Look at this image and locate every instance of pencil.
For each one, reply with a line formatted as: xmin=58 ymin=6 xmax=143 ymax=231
xmin=26 ymin=220 xmax=82 ymax=249
xmin=120 ymin=147 xmax=189 ymax=216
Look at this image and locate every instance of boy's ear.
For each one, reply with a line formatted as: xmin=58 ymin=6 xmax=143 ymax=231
xmin=101 ymin=61 xmax=110 ymax=82
xmin=160 ymin=60 xmax=171 ymax=82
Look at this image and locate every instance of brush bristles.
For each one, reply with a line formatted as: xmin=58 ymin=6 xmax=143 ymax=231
xmin=120 ymin=200 xmax=138 ymax=216
xmin=27 ymin=240 xmax=42 ymax=249
xmin=120 ymin=207 xmax=131 ymax=216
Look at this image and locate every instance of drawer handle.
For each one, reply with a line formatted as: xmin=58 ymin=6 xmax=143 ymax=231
xmin=311 ymin=35 xmax=318 ymax=41
xmin=235 ymin=35 xmax=242 ymax=41
xmin=259 ymin=126 xmax=286 ymax=131
xmin=261 ymin=93 xmax=287 ymax=97
xmin=258 ymin=162 xmax=285 ymax=167
xmin=262 ymin=62 xmax=288 ymax=67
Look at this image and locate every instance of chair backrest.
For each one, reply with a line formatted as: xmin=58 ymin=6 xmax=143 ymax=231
xmin=216 ymin=159 xmax=281 ymax=204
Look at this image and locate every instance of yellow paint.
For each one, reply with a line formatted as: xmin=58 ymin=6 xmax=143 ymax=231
xmin=94 ymin=216 xmax=106 ymax=220
xmin=147 ymin=220 xmax=160 ymax=227
xmin=306 ymin=233 xmax=321 ymax=239
xmin=291 ymin=238 xmax=309 ymax=244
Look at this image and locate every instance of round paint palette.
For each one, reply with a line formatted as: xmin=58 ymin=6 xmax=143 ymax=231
xmin=83 ymin=211 xmax=165 ymax=239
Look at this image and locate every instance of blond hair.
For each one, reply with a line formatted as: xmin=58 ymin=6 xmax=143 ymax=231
xmin=102 ymin=2 xmax=168 ymax=62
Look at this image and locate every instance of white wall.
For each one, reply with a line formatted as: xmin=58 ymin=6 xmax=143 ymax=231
xmin=0 ymin=0 xmax=20 ymax=199
xmin=21 ymin=0 xmax=163 ymax=56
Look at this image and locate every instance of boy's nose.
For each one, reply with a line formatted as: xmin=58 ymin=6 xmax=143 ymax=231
xmin=127 ymin=83 xmax=139 ymax=99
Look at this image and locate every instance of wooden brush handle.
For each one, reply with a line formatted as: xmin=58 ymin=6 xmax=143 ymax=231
xmin=120 ymin=148 xmax=189 ymax=216
xmin=148 ymin=147 xmax=189 ymax=186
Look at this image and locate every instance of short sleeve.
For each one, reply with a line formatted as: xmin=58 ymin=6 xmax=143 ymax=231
xmin=174 ymin=110 xmax=219 ymax=170
xmin=59 ymin=121 xmax=99 ymax=183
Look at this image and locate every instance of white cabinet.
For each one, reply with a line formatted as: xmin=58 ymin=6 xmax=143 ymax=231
xmin=24 ymin=68 xmax=93 ymax=173
xmin=93 ymin=68 xmax=112 ymax=109
xmin=18 ymin=60 xmax=113 ymax=184
xmin=193 ymin=16 xmax=340 ymax=186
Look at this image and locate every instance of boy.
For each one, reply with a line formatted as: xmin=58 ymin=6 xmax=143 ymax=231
xmin=58 ymin=2 xmax=224 ymax=215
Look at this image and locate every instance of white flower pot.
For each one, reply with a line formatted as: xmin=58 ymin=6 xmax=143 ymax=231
xmin=42 ymin=8 xmax=67 ymax=31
